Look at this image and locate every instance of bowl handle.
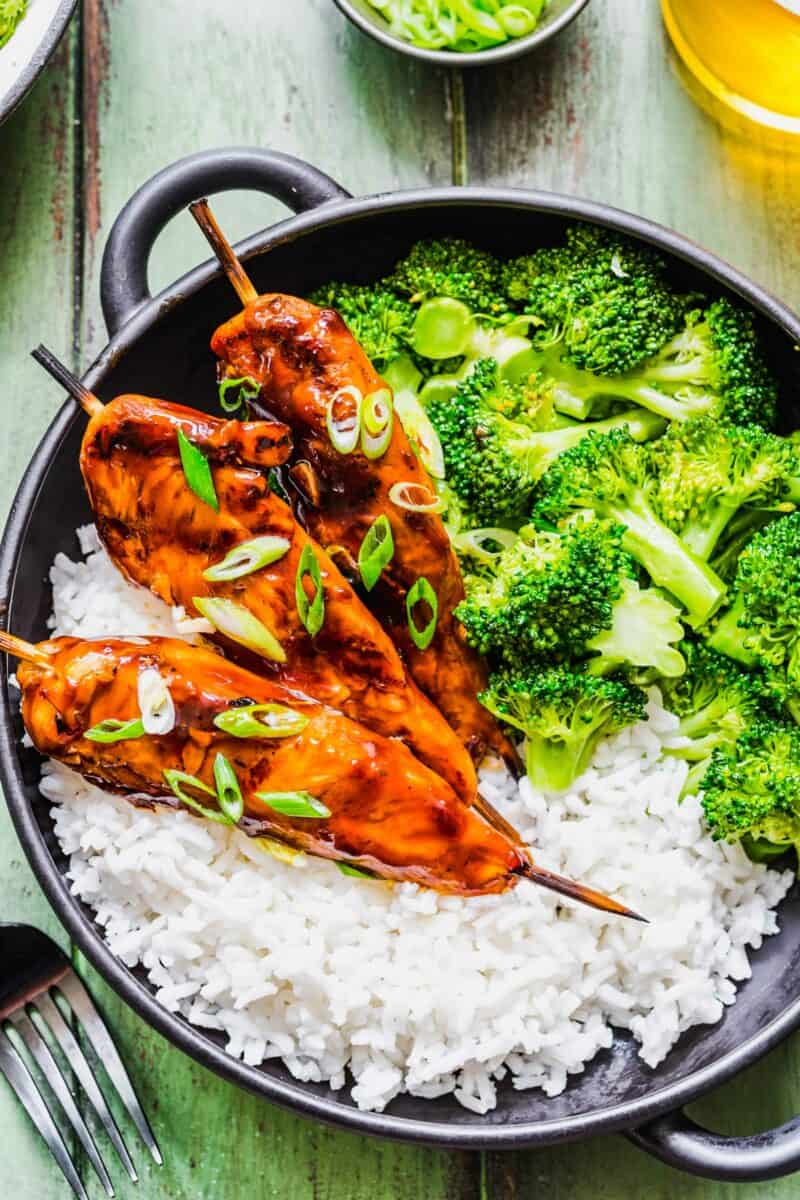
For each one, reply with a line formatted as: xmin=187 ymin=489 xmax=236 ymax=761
xmin=628 ymin=1107 xmax=800 ymax=1182
xmin=100 ymin=147 xmax=351 ymax=336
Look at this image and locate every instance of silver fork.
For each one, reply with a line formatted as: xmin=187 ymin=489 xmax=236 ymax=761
xmin=0 ymin=923 xmax=162 ymax=1198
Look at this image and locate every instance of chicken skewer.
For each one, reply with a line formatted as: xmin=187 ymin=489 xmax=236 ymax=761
xmin=189 ymin=199 xmax=520 ymax=773
xmin=32 ymin=347 xmax=479 ymax=806
xmin=2 ymin=630 xmax=644 ymax=916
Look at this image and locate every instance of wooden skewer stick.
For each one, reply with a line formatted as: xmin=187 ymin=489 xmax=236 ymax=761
xmin=31 ymin=346 xmax=104 ymax=418
xmin=189 ymin=199 xmax=258 ymax=307
xmin=518 ymin=861 xmax=647 ymax=922
xmin=0 ymin=631 xmax=54 ymax=667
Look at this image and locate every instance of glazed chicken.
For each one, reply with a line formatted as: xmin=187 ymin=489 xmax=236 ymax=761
xmin=7 ymin=631 xmax=638 ymax=912
xmin=209 ymin=293 xmax=519 ymax=771
xmin=78 ymin=391 xmax=479 ymax=803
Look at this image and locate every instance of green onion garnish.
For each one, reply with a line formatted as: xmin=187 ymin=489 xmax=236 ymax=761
xmin=295 ymin=543 xmax=325 ymax=637
xmin=193 ymin=596 xmax=286 ymax=663
xmin=218 ymin=375 xmax=260 ymax=414
xmin=163 ymin=769 xmax=229 ymax=824
xmin=358 ymin=515 xmax=394 ymax=592
xmin=84 ymin=717 xmax=145 ymax=744
xmin=214 ymin=702 xmax=309 ymax=739
xmin=406 ymin=576 xmax=438 ymax=650
xmin=412 ymin=297 xmax=475 ymax=360
xmin=325 ymin=385 xmax=362 ymax=455
xmin=361 ymin=388 xmax=394 ymax=461
xmin=452 ymin=527 xmax=518 ymax=565
xmin=213 ymin=752 xmax=244 ymax=824
xmin=203 ymin=535 xmax=291 ymax=583
xmin=388 ymin=480 xmax=445 ymax=514
xmin=254 ymin=791 xmax=331 ymax=819
xmin=336 ymin=862 xmax=374 ymax=879
xmin=177 ymin=428 xmax=219 ymax=512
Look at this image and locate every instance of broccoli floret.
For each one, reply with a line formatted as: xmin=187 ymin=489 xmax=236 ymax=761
xmin=532 ymin=427 xmax=727 ymax=628
xmin=480 ymin=667 xmax=647 ymax=792
xmin=659 ymin=641 xmax=767 ymax=794
xmin=389 ymin=238 xmax=508 ymax=315
xmin=707 ymin=513 xmax=800 ymax=722
xmin=617 ymin=299 xmax=778 ymax=429
xmin=427 ymin=359 xmax=666 ymax=528
xmin=309 ymin=280 xmax=415 ymax=371
xmin=502 ymin=301 xmax=778 ymax=429
xmin=651 ymin=417 xmax=797 ymax=562
xmin=456 ymin=519 xmax=686 ymax=678
xmin=502 ymin=225 xmax=689 ymax=376
xmin=700 ymin=717 xmax=800 ymax=859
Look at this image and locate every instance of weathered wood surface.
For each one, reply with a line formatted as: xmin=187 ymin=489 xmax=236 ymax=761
xmin=0 ymin=0 xmax=799 ymax=1196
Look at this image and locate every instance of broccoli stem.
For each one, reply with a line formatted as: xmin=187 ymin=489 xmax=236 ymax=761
xmin=706 ymin=598 xmax=758 ymax=665
xmin=681 ymin=504 xmax=740 ymax=561
xmin=608 ymin=493 xmax=726 ymax=627
xmin=525 ymin=734 xmax=594 ymax=793
xmin=509 ymin=409 xmax=666 ymax=477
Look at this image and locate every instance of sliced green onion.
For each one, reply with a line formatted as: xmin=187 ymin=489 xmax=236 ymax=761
xmin=213 ymin=752 xmax=244 ymax=824
xmin=193 ymin=596 xmax=286 ymax=663
xmin=254 ymin=791 xmax=331 ymax=819
xmin=497 ymin=4 xmax=537 ymax=36
xmin=325 ymin=385 xmax=363 ymax=454
xmin=361 ymin=388 xmax=394 ymax=460
xmin=137 ymin=667 xmax=175 ymax=735
xmin=218 ymin=375 xmax=260 ymax=414
xmin=85 ymin=717 xmax=145 ymax=744
xmin=358 ymin=515 xmax=394 ymax=592
xmin=336 ymin=862 xmax=374 ymax=879
xmin=418 ymin=376 xmax=461 ymax=409
xmin=453 ymin=527 xmax=519 ymax=564
xmin=177 ymin=428 xmax=219 ymax=511
xmin=392 ymin=389 xmax=445 ymax=478
xmin=295 ymin=543 xmax=325 ymax=637
xmin=203 ymin=535 xmax=291 ymax=582
xmin=214 ymin=702 xmax=309 ymax=739
xmin=412 ymin=297 xmax=475 ymax=360
xmin=163 ymin=769 xmax=228 ymax=824
xmin=388 ymin=481 xmax=446 ymax=515
xmin=406 ymin=577 xmax=438 ymax=650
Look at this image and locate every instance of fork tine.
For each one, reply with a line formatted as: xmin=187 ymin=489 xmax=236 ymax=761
xmin=10 ymin=1011 xmax=115 ymax=1197
xmin=58 ymin=972 xmax=163 ymax=1166
xmin=34 ymin=991 xmax=138 ymax=1183
xmin=0 ymin=1029 xmax=88 ymax=1200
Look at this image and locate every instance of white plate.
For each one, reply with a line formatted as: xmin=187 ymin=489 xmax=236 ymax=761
xmin=0 ymin=0 xmax=77 ymax=126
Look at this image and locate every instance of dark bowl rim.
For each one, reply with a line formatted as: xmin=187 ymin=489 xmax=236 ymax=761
xmin=3 ymin=183 xmax=800 ymax=1149
xmin=0 ymin=0 xmax=78 ymax=127
xmin=331 ymin=0 xmax=591 ymax=67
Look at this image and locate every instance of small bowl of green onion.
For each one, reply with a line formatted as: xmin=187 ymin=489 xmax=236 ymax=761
xmin=332 ymin=0 xmax=590 ymax=66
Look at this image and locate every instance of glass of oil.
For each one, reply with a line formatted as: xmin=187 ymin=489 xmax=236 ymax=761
xmin=661 ymin=0 xmax=800 ymax=146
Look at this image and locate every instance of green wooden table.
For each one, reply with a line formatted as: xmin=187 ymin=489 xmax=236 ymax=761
xmin=1 ymin=1 xmax=800 ymax=1194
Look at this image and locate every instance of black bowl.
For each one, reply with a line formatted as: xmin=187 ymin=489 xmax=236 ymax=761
xmin=3 ymin=147 xmax=800 ymax=1183
xmin=332 ymin=0 xmax=590 ymax=68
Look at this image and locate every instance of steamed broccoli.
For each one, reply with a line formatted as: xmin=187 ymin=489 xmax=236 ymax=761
xmin=707 ymin=513 xmax=800 ymax=722
xmin=427 ymin=358 xmax=665 ymax=528
xmin=479 ymin=667 xmax=647 ymax=792
xmin=309 ymin=280 xmax=415 ymax=370
xmin=456 ymin=519 xmax=686 ymax=677
xmin=502 ymin=301 xmax=778 ymax=429
xmin=700 ymin=717 xmax=800 ymax=861
xmin=502 ymin=225 xmax=688 ymax=376
xmin=388 ymin=238 xmax=508 ymax=315
xmin=651 ymin=417 xmax=797 ymax=562
xmin=659 ymin=641 xmax=767 ymax=794
xmin=531 ymin=427 xmax=727 ymax=627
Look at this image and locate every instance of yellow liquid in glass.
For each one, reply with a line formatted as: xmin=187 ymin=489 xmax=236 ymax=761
xmin=661 ymin=0 xmax=800 ymax=141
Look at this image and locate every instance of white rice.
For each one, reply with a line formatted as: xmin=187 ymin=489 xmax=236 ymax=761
xmin=37 ymin=526 xmax=793 ymax=1113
